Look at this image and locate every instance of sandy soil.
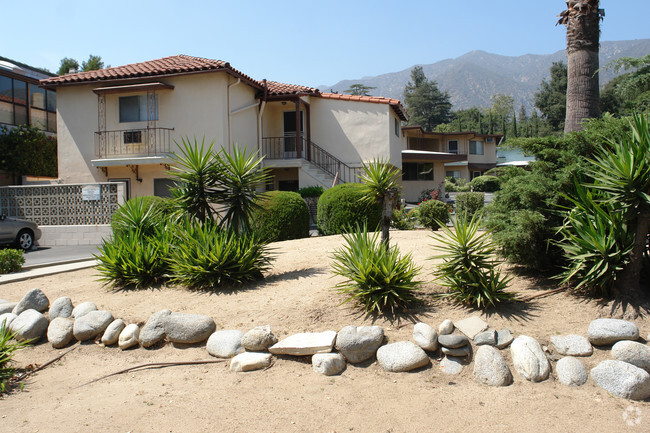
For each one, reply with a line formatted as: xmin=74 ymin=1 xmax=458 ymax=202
xmin=1 ymin=230 xmax=649 ymax=433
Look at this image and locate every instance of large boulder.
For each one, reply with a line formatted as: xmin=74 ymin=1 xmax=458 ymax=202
xmin=73 ymin=310 xmax=114 ymax=341
xmin=49 ymin=297 xmax=74 ymax=320
xmin=556 ymin=357 xmax=588 ymax=387
xmin=611 ymin=340 xmax=650 ymax=372
xmin=376 ymin=341 xmax=429 ymax=372
xmin=550 ymin=334 xmax=593 ymax=356
xmin=47 ymin=317 xmax=74 ymax=349
xmin=312 ymin=353 xmax=346 ymax=376
xmin=335 ymin=326 xmax=384 ymax=363
xmin=510 ymin=335 xmax=550 ymax=382
xmin=206 ymin=330 xmax=244 ymax=358
xmin=139 ymin=309 xmax=171 ymax=348
xmin=164 ymin=313 xmax=216 ymax=344
xmin=12 ymin=288 xmax=49 ymax=315
xmin=473 ymin=345 xmax=512 ymax=386
xmin=591 ymin=360 xmax=650 ymax=400
xmin=101 ymin=319 xmax=126 ymax=346
xmin=230 ymin=352 xmax=272 ymax=372
xmin=118 ymin=324 xmax=140 ymax=350
xmin=587 ymin=319 xmax=639 ymax=346
xmin=71 ymin=302 xmax=98 ymax=319
xmin=270 ymin=331 xmax=337 ymax=356
xmin=413 ymin=323 xmax=438 ymax=351
xmin=241 ymin=325 xmax=277 ymax=351
xmin=11 ymin=309 xmax=49 ymax=342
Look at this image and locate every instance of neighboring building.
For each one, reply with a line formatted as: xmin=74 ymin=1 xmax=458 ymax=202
xmin=400 ymin=127 xmax=502 ymax=202
xmin=40 ymin=55 xmax=407 ymax=199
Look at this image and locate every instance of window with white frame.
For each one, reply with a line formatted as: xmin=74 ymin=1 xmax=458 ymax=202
xmin=119 ymin=95 xmax=158 ymax=122
xmin=469 ymin=140 xmax=484 ymax=155
xmin=446 ymin=170 xmax=461 ymax=179
xmin=447 ymin=140 xmax=458 ymax=154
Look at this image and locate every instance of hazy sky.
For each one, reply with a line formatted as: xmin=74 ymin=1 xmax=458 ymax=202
xmin=3 ymin=0 xmax=648 ymax=87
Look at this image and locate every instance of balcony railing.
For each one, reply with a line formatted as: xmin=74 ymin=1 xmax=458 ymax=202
xmin=95 ymin=127 xmax=174 ymax=159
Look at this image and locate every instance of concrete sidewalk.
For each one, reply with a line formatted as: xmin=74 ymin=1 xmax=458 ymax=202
xmin=0 ymin=260 xmax=97 ymax=285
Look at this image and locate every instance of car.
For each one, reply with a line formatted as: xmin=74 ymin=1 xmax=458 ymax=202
xmin=0 ymin=214 xmax=41 ymax=250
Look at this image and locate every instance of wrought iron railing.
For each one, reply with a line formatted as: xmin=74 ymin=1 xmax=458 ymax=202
xmin=95 ymin=127 xmax=174 ymax=158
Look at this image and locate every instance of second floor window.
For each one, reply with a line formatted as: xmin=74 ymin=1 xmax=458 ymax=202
xmin=119 ymin=95 xmax=158 ymax=122
xmin=448 ymin=140 xmax=458 ymax=154
xmin=470 ymin=140 xmax=484 ymax=155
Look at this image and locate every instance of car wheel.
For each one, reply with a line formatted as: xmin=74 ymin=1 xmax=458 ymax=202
xmin=16 ymin=229 xmax=34 ymax=251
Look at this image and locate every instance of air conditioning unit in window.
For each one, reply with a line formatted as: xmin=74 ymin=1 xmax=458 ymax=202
xmin=124 ymin=130 xmax=142 ymax=144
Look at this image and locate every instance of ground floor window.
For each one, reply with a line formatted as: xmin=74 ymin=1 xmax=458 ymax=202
xmin=445 ymin=170 xmax=461 ymax=179
xmin=154 ymin=178 xmax=176 ymax=198
xmin=402 ymin=162 xmax=433 ymax=181
xmin=470 ymin=170 xmax=482 ymax=180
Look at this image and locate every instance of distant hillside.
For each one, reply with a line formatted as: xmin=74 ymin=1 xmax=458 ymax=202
xmin=323 ymin=39 xmax=650 ymax=113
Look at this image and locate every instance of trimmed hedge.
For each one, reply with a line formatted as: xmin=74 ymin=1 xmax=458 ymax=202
xmin=252 ymin=191 xmax=310 ymax=242
xmin=455 ymin=192 xmax=485 ymax=220
xmin=317 ymin=183 xmax=381 ymax=235
xmin=0 ymin=249 xmax=24 ymax=274
xmin=417 ymin=199 xmax=450 ymax=230
xmin=469 ymin=175 xmax=500 ymax=192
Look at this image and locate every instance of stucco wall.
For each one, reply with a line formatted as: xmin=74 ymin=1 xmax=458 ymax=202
xmin=400 ymin=160 xmax=447 ymax=203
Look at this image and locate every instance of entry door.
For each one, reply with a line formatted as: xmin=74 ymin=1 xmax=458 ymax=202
xmin=283 ymin=111 xmax=304 ymax=158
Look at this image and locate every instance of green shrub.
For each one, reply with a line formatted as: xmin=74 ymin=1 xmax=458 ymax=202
xmin=445 ymin=177 xmax=470 ymax=192
xmin=455 ymin=192 xmax=485 ymax=220
xmin=331 ymin=225 xmax=421 ymax=314
xmin=0 ymin=249 xmax=24 ymax=274
xmin=418 ymin=188 xmax=441 ymax=203
xmin=252 ymin=191 xmax=310 ymax=242
xmin=169 ymin=220 xmax=271 ymax=290
xmin=469 ymin=175 xmax=500 ymax=192
xmin=417 ymin=199 xmax=450 ymax=230
xmin=111 ymin=196 xmax=174 ymax=237
xmin=297 ymin=185 xmax=325 ymax=198
xmin=317 ymin=183 xmax=381 ymax=236
xmin=390 ymin=207 xmax=416 ymax=230
xmin=431 ymin=213 xmax=515 ymax=308
xmin=0 ymin=324 xmax=31 ymax=393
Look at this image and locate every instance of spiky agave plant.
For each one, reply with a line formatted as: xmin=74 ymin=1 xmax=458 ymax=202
xmin=0 ymin=324 xmax=31 ymax=393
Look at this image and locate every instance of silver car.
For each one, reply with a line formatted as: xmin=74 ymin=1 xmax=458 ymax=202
xmin=0 ymin=215 xmax=41 ymax=250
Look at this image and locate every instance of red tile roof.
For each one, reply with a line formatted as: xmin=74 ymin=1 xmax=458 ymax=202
xmin=266 ymin=81 xmax=319 ymax=96
xmin=40 ymin=55 xmax=262 ymax=89
xmin=319 ymin=93 xmax=409 ymax=121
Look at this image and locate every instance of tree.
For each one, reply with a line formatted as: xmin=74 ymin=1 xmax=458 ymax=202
xmin=600 ymin=55 xmax=650 ymax=116
xmin=403 ymin=66 xmax=452 ymax=131
xmin=534 ymin=61 xmax=567 ymax=131
xmin=557 ymin=0 xmax=604 ymax=133
xmin=358 ymin=159 xmax=401 ymax=247
xmin=57 ymin=57 xmax=79 ymax=75
xmin=81 ymin=55 xmax=105 ymax=71
xmin=344 ymin=84 xmax=376 ymax=96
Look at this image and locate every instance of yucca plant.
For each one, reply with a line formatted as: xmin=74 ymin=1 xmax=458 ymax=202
xmin=331 ymin=225 xmax=421 ymax=314
xmin=358 ymin=158 xmax=401 ymax=246
xmin=111 ymin=196 xmax=166 ymax=238
xmin=430 ymin=212 xmax=515 ymax=308
xmin=169 ymin=220 xmax=271 ymax=290
xmin=1 ymin=324 xmax=31 ymax=394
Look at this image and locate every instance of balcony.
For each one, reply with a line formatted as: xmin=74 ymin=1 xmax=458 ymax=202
xmin=94 ymin=127 xmax=174 ymax=159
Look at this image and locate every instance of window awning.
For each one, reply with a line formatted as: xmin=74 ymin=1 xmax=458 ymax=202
xmin=92 ymin=82 xmax=174 ymax=95
xmin=402 ymin=150 xmax=465 ymax=162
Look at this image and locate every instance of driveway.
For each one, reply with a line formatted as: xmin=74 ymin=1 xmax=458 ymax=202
xmin=21 ymin=245 xmax=100 ymax=268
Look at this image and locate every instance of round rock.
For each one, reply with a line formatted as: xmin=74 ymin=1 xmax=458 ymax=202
xmin=440 ymin=356 xmax=464 ymax=375
xmin=550 ymin=334 xmax=593 ymax=356
xmin=241 ymin=325 xmax=277 ymax=351
xmin=49 ymin=297 xmax=74 ymax=320
xmin=587 ymin=318 xmax=639 ymax=346
xmin=12 ymin=288 xmax=49 ymax=315
xmin=47 ymin=317 xmax=74 ymax=349
xmin=71 ymin=301 xmax=98 ymax=319
xmin=510 ymin=335 xmax=550 ymax=382
xmin=556 ymin=356 xmax=588 ymax=387
xmin=0 ymin=312 xmax=17 ymax=330
xmin=230 ymin=352 xmax=272 ymax=372
xmin=335 ymin=325 xmax=384 ymax=363
xmin=139 ymin=309 xmax=171 ymax=348
xmin=611 ymin=340 xmax=650 ymax=372
xmin=119 ymin=324 xmax=140 ymax=350
xmin=473 ymin=345 xmax=512 ymax=386
xmin=591 ymin=360 xmax=650 ymax=400
xmin=441 ymin=346 xmax=471 ymax=357
xmin=101 ymin=319 xmax=126 ymax=346
xmin=376 ymin=341 xmax=429 ymax=372
xmin=474 ymin=329 xmax=497 ymax=346
xmin=438 ymin=319 xmax=454 ymax=335
xmin=73 ymin=310 xmax=114 ymax=341
xmin=12 ymin=309 xmax=49 ymax=342
xmin=438 ymin=334 xmax=468 ymax=349
xmin=495 ymin=329 xmax=514 ymax=349
xmin=413 ymin=322 xmax=438 ymax=351
xmin=164 ymin=313 xmax=216 ymax=344
xmin=0 ymin=303 xmax=17 ymax=315
xmin=312 ymin=353 xmax=346 ymax=376
xmin=206 ymin=330 xmax=244 ymax=358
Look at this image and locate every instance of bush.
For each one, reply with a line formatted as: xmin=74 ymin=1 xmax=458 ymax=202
xmin=317 ymin=183 xmax=381 ymax=236
xmin=390 ymin=207 xmax=416 ymax=230
xmin=331 ymin=225 xmax=421 ymax=314
xmin=445 ymin=177 xmax=470 ymax=192
xmin=252 ymin=191 xmax=310 ymax=242
xmin=111 ymin=196 xmax=174 ymax=237
xmin=431 ymin=213 xmax=515 ymax=308
xmin=0 ymin=124 xmax=57 ymax=178
xmin=469 ymin=175 xmax=500 ymax=192
xmin=0 ymin=324 xmax=31 ymax=393
xmin=297 ymin=185 xmax=325 ymax=198
xmin=0 ymin=249 xmax=24 ymax=274
xmin=455 ymin=192 xmax=485 ymax=220
xmin=417 ymin=200 xmax=450 ymax=230
xmin=418 ymin=188 xmax=441 ymax=203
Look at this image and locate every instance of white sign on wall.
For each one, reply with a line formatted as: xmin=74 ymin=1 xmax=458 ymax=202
xmin=82 ymin=185 xmax=101 ymax=201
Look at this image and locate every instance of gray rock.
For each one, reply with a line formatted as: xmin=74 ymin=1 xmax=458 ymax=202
xmin=11 ymin=309 xmax=49 ymax=342
xmin=496 ymin=329 xmax=514 ymax=349
xmin=440 ymin=356 xmax=464 ymax=375
xmin=441 ymin=345 xmax=471 ymax=357
xmin=270 ymin=331 xmax=337 ymax=356
xmin=0 ymin=303 xmax=17 ymax=315
xmin=119 ymin=324 xmax=140 ymax=350
xmin=438 ymin=334 xmax=469 ymax=349
xmin=556 ymin=357 xmax=588 ymax=387
xmin=47 ymin=317 xmax=74 ymax=349
xmin=0 ymin=313 xmax=17 ymax=330
xmin=230 ymin=352 xmax=272 ymax=372
xmin=612 ymin=340 xmax=650 ymax=372
xmin=0 ymin=299 xmax=8 ymax=303
xmin=241 ymin=325 xmax=277 ymax=351
xmin=474 ymin=329 xmax=497 ymax=346
xmin=438 ymin=319 xmax=454 ymax=335
xmin=550 ymin=334 xmax=593 ymax=356
xmin=164 ymin=313 xmax=216 ymax=344
xmin=473 ymin=345 xmax=513 ymax=386
xmin=312 ymin=353 xmax=346 ymax=376
xmin=591 ymin=360 xmax=650 ymax=400
xmin=588 ymin=318 xmax=639 ymax=346
xmin=335 ymin=326 xmax=384 ymax=363
xmin=206 ymin=330 xmax=244 ymax=358
xmin=101 ymin=319 xmax=126 ymax=346
xmin=510 ymin=335 xmax=550 ymax=382
xmin=73 ymin=310 xmax=113 ymax=341
xmin=376 ymin=341 xmax=429 ymax=372
xmin=454 ymin=316 xmax=488 ymax=339
xmin=71 ymin=301 xmax=97 ymax=319
xmin=140 ymin=309 xmax=171 ymax=347
xmin=49 ymin=297 xmax=73 ymax=320
xmin=12 ymin=288 xmax=49 ymax=315
xmin=413 ymin=322 xmax=438 ymax=351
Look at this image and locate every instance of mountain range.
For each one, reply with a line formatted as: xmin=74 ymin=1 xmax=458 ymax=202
xmin=322 ymin=39 xmax=650 ymax=113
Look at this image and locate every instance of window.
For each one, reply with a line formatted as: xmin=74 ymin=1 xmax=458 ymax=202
xmin=0 ymin=76 xmax=55 ymax=131
xmin=119 ymin=95 xmax=158 ymax=123
xmin=469 ymin=140 xmax=484 ymax=155
xmin=394 ymin=117 xmax=399 ymax=137
xmin=154 ymin=178 xmax=176 ymax=198
xmin=402 ymin=162 xmax=434 ymax=181
xmin=123 ymin=130 xmax=142 ymax=144
xmin=486 ymin=137 xmax=494 ymax=143
xmin=447 ymin=140 xmax=458 ymax=154
xmin=471 ymin=171 xmax=482 ymax=180
xmin=446 ymin=170 xmax=461 ymax=179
